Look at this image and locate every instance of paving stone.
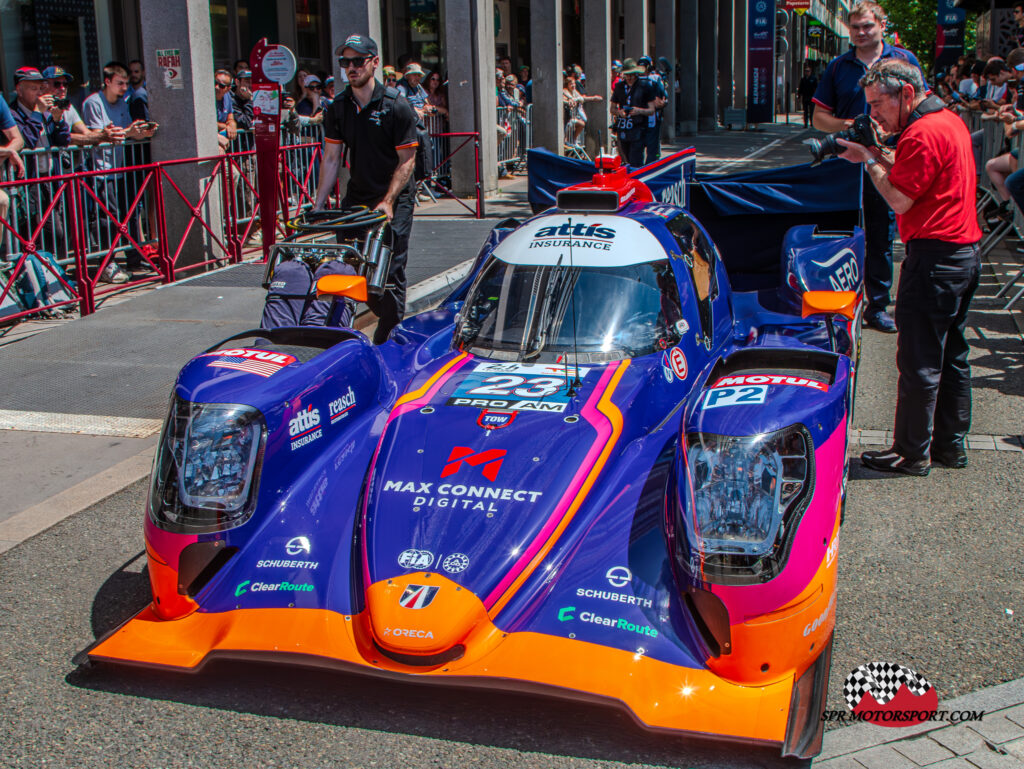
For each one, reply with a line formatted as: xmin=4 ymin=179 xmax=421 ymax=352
xmin=931 ymin=726 xmax=988 ymax=756
xmin=970 ymin=716 xmax=1024 ymax=745
xmin=816 ymin=757 xmax=868 ymax=769
xmin=1005 ymin=705 xmax=1024 ymax=730
xmin=1005 ymin=739 xmax=1024 ymax=760
xmin=893 ymin=737 xmax=957 ymax=766
xmin=994 ymin=436 xmax=1023 ymax=452
xmin=853 ymin=745 xmax=919 ymax=769
xmin=929 ymin=760 xmax=985 ymax=769
xmin=966 ymin=434 xmax=997 ymax=450
xmin=962 ymin=747 xmax=1024 ymax=769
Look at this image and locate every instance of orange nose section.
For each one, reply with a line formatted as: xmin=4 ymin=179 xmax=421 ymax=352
xmin=366 ymin=573 xmax=489 ymax=656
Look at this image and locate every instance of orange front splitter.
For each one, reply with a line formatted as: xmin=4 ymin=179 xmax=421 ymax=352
xmin=86 ymin=604 xmax=794 ymax=745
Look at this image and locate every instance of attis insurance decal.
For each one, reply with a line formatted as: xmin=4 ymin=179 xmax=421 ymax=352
xmin=529 ymin=222 xmax=616 ymax=251
xmin=288 ymin=405 xmax=322 ymax=450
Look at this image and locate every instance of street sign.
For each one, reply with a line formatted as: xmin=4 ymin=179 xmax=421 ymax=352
xmin=784 ymin=0 xmax=811 ymax=11
xmin=260 ymin=46 xmax=297 ymax=86
xmin=249 ymin=38 xmax=289 ymax=262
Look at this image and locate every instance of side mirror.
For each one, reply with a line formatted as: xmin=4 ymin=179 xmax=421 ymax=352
xmin=801 ymin=290 xmax=858 ymax=320
xmin=316 ymin=274 xmax=368 ymax=302
xmin=800 ymin=290 xmax=859 ymax=354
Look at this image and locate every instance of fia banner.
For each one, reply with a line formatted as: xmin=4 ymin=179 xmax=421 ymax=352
xmin=747 ymin=0 xmax=775 ymax=124
xmin=935 ymin=0 xmax=966 ymax=69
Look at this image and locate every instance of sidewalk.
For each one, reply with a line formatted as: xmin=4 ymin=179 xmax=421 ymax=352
xmin=819 ymin=678 xmax=1024 ymax=768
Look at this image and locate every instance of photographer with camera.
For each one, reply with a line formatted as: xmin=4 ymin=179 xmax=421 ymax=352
xmin=836 ymin=58 xmax=981 ymax=476
xmin=812 ymin=1 xmax=925 ymax=334
xmin=40 ymin=67 xmax=114 ymax=147
xmin=312 ymin=34 xmax=418 ymax=344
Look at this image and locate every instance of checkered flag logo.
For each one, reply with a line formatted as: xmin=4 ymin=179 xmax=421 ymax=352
xmin=843 ymin=662 xmax=932 ymax=709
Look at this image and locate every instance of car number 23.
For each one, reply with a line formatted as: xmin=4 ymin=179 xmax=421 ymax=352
xmin=466 ymin=375 xmax=565 ymax=399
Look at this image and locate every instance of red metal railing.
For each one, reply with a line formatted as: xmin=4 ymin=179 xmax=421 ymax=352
xmin=0 ymin=130 xmax=484 ymax=322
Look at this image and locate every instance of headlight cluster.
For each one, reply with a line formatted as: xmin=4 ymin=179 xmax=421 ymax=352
xmin=149 ymin=397 xmax=266 ymax=533
xmin=681 ymin=425 xmax=813 ymax=584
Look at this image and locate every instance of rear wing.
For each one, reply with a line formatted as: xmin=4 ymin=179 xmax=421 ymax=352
xmin=526 ymin=147 xmax=695 ymax=213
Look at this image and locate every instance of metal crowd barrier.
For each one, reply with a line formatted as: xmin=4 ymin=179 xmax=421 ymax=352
xmin=227 ymin=126 xmax=325 ymax=240
xmin=496 ymin=104 xmax=529 ymax=173
xmin=994 ymin=130 xmax=1024 ymax=309
xmin=1 ymin=140 xmax=155 ymax=274
xmin=563 ymin=105 xmax=590 ymax=161
xmin=422 ymin=112 xmax=451 ymax=182
xmin=965 ymin=111 xmax=1024 ymax=309
xmin=1 ymin=114 xmax=484 ymax=323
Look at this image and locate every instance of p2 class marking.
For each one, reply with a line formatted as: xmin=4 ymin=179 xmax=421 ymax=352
xmin=703 ymin=385 xmax=768 ymax=409
xmin=477 ymin=410 xmax=517 ymax=430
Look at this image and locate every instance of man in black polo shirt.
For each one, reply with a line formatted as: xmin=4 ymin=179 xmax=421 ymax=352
xmin=610 ymin=59 xmax=656 ymax=167
xmin=313 ymin=34 xmax=419 ymax=344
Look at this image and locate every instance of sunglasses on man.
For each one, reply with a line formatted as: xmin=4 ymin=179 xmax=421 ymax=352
xmin=216 ymin=81 xmax=231 ymax=89
xmin=338 ymin=56 xmax=371 ymax=69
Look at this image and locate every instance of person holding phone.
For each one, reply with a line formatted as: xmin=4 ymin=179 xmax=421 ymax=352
xmin=82 ymin=61 xmax=158 ymax=281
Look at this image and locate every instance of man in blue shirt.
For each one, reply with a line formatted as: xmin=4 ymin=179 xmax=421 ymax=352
xmin=9 ymin=67 xmax=70 ymax=169
xmin=0 ymin=90 xmax=26 ymax=257
xmin=813 ymin=1 xmax=925 ymax=333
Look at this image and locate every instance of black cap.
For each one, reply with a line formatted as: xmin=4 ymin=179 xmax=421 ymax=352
xmin=336 ymin=34 xmax=378 ymax=58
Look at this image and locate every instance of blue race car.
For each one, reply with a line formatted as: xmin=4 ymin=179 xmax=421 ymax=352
xmin=83 ymin=150 xmax=864 ymax=759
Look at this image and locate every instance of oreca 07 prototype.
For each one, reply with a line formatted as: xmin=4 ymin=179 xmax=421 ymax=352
xmin=83 ymin=152 xmax=864 ymax=759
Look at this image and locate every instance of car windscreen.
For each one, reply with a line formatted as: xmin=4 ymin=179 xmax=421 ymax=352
xmin=455 ymin=258 xmax=683 ymax=362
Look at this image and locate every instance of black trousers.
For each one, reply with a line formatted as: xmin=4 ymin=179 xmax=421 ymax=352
xmin=862 ymin=174 xmax=896 ymax=315
xmin=617 ymin=135 xmax=645 ymax=167
xmin=343 ymin=187 xmax=414 ymax=345
xmin=802 ymin=99 xmax=813 ymax=127
xmin=892 ymin=239 xmax=980 ymax=461
xmin=642 ymin=124 xmax=661 ymax=165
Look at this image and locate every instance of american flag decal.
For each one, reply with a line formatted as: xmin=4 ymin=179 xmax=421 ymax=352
xmin=199 ymin=348 xmax=297 ymax=378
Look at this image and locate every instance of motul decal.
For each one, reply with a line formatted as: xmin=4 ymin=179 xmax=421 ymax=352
xmin=712 ymin=374 xmax=827 ymax=392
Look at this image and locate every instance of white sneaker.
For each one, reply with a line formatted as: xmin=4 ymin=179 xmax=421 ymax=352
xmin=99 ymin=263 xmax=129 ymax=284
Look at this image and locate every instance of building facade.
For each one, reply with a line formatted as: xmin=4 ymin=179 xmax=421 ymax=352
xmin=2 ymin=0 xmax=851 ymax=194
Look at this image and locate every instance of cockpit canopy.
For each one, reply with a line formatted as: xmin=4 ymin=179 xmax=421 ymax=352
xmin=455 ymin=214 xmax=686 ymax=363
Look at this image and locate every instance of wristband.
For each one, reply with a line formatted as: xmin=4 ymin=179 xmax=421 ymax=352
xmin=865 ymin=158 xmax=877 ymax=168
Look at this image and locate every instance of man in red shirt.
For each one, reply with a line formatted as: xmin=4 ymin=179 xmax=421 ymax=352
xmin=838 ymin=58 xmax=982 ymax=476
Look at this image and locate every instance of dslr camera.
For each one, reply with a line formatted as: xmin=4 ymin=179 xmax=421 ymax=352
xmin=53 ymin=97 xmax=71 ymax=110
xmin=805 ymin=114 xmax=878 ymax=166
